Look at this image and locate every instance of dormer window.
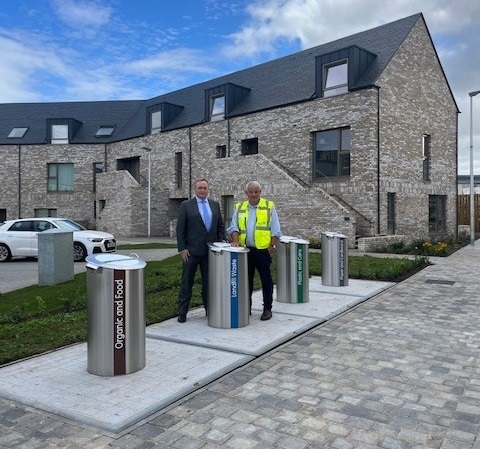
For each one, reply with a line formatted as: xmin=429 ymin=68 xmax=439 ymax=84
xmin=151 ymin=111 xmax=162 ymax=134
xmin=210 ymin=95 xmax=225 ymax=122
xmin=96 ymin=126 xmax=115 ymax=137
xmin=323 ymin=60 xmax=348 ymax=97
xmin=51 ymin=124 xmax=69 ymax=144
xmin=8 ymin=127 xmax=28 ymax=138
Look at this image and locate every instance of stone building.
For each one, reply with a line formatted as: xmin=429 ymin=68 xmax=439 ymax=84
xmin=0 ymin=13 xmax=458 ymax=247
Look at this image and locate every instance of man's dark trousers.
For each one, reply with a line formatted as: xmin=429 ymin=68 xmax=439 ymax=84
xmin=178 ymin=254 xmax=209 ymax=316
xmin=247 ymin=248 xmax=273 ymax=311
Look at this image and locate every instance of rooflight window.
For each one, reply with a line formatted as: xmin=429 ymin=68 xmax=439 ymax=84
xmin=210 ymin=95 xmax=225 ymax=122
xmin=324 ymin=60 xmax=348 ymax=97
xmin=95 ymin=126 xmax=115 ymax=137
xmin=8 ymin=127 xmax=29 ymax=138
xmin=151 ymin=111 xmax=162 ymax=134
xmin=51 ymin=124 xmax=69 ymax=144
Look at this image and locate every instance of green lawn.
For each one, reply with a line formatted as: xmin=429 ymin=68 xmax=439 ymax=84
xmin=0 ymin=252 xmax=429 ymax=365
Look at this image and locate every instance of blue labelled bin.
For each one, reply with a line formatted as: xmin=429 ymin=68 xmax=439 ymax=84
xmin=276 ymin=236 xmax=310 ymax=303
xmin=321 ymin=232 xmax=348 ymax=286
xmin=208 ymin=243 xmax=250 ymax=328
xmin=86 ymin=253 xmax=147 ymax=376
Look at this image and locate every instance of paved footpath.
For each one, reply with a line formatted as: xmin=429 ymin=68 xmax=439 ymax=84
xmin=1 ymin=243 xmax=480 ymax=448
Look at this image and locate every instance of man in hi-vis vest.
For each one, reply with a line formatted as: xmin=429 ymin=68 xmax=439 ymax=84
xmin=228 ymin=181 xmax=282 ymax=321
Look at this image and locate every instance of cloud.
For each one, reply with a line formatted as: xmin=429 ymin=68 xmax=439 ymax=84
xmin=50 ymin=0 xmax=112 ymax=31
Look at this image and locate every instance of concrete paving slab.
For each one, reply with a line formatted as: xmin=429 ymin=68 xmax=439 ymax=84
xmin=0 ymin=338 xmax=253 ymax=433
xmin=0 ymin=275 xmax=394 ymax=434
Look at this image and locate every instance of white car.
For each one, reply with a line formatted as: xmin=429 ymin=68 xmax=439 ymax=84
xmin=0 ymin=218 xmax=116 ymax=262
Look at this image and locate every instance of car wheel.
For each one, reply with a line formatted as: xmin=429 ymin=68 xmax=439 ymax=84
xmin=73 ymin=242 xmax=87 ymax=262
xmin=0 ymin=243 xmax=12 ymax=262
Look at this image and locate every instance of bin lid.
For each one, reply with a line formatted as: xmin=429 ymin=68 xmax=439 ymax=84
xmin=209 ymin=242 xmax=249 ymax=253
xmin=280 ymin=236 xmax=309 ymax=245
xmin=86 ymin=253 xmax=147 ymax=270
xmin=322 ymin=231 xmax=347 ymax=239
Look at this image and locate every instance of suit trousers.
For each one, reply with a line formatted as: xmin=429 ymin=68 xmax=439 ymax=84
xmin=178 ymin=254 xmax=209 ymax=316
xmin=247 ymin=248 xmax=273 ymax=311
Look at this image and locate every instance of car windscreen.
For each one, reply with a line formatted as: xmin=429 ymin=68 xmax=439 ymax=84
xmin=53 ymin=220 xmax=87 ymax=231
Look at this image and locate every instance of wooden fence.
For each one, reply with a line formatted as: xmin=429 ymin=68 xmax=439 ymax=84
xmin=458 ymin=194 xmax=480 ymax=232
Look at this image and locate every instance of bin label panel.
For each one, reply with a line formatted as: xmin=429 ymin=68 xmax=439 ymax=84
xmin=230 ymin=252 xmax=239 ymax=328
xmin=338 ymin=238 xmax=346 ymax=285
xmin=113 ymin=270 xmax=126 ymax=375
xmin=296 ymin=245 xmax=304 ymax=303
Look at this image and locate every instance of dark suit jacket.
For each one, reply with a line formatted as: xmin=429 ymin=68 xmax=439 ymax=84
xmin=176 ymin=197 xmax=225 ymax=256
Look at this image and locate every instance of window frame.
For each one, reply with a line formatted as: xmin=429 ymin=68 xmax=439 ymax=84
xmin=175 ymin=152 xmax=182 ymax=189
xmin=241 ymin=138 xmax=258 ymax=156
xmin=8 ymin=127 xmax=29 ymax=138
xmin=428 ymin=195 xmax=446 ymax=234
xmin=323 ymin=60 xmax=348 ymax=97
xmin=387 ymin=192 xmax=396 ymax=235
xmin=150 ymin=111 xmax=162 ymax=134
xmin=51 ymin=124 xmax=69 ymax=144
xmin=313 ymin=127 xmax=351 ymax=180
xmin=210 ymin=95 xmax=225 ymax=122
xmin=95 ymin=126 xmax=115 ymax=137
xmin=216 ymin=145 xmax=227 ymax=159
xmin=422 ymin=134 xmax=431 ymax=182
xmin=47 ymin=163 xmax=74 ymax=192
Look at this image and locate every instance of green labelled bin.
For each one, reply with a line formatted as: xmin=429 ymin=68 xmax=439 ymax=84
xmin=321 ymin=231 xmax=348 ymax=286
xmin=276 ymin=236 xmax=309 ymax=303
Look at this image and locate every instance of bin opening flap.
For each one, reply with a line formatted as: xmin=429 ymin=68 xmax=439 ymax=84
xmin=85 ymin=253 xmax=147 ymax=270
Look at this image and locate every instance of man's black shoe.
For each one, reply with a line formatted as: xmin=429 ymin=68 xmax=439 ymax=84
xmin=178 ymin=315 xmax=186 ymax=323
xmin=260 ymin=310 xmax=272 ymax=321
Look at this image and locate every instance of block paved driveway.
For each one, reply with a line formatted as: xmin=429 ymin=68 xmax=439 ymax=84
xmin=1 ymin=243 xmax=480 ymax=448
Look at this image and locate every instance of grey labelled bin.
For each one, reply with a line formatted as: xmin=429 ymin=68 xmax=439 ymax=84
xmin=86 ymin=253 xmax=147 ymax=376
xmin=276 ymin=236 xmax=309 ymax=303
xmin=208 ymin=243 xmax=250 ymax=329
xmin=321 ymin=232 xmax=348 ymax=286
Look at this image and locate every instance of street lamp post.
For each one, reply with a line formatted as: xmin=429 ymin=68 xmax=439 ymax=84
xmin=142 ymin=147 xmax=152 ymax=238
xmin=469 ymin=91 xmax=480 ymax=246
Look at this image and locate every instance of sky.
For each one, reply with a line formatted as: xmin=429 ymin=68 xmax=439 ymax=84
xmin=1 ymin=0 xmax=479 ymax=175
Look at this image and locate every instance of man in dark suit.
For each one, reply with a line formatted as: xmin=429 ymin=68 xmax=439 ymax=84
xmin=176 ymin=178 xmax=225 ymax=322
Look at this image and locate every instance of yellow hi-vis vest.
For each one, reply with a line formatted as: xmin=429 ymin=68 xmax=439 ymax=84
xmin=236 ymin=198 xmax=274 ymax=249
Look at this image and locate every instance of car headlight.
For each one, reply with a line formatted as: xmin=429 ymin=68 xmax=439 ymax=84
xmin=88 ymin=238 xmax=104 ymax=243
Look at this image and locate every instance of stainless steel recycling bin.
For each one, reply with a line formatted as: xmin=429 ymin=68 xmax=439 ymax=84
xmin=86 ymin=253 xmax=147 ymax=376
xmin=208 ymin=242 xmax=250 ymax=329
xmin=321 ymin=231 xmax=348 ymax=286
xmin=276 ymin=236 xmax=309 ymax=303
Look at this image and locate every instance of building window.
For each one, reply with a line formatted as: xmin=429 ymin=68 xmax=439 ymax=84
xmin=93 ymin=162 xmax=104 ymax=192
xmin=323 ymin=60 xmax=348 ymax=97
xmin=429 ymin=195 xmax=446 ymax=233
xmin=314 ymin=127 xmax=351 ymax=179
xmin=8 ymin=127 xmax=29 ymax=138
xmin=387 ymin=193 xmax=396 ymax=235
xmin=241 ymin=138 xmax=258 ymax=155
xmin=47 ymin=163 xmax=74 ymax=191
xmin=151 ymin=111 xmax=162 ymax=134
xmin=175 ymin=152 xmax=182 ymax=189
xmin=51 ymin=124 xmax=69 ymax=144
xmin=0 ymin=209 xmax=6 ymax=222
xmin=210 ymin=95 xmax=225 ymax=122
xmin=222 ymin=195 xmax=234 ymax=227
xmin=422 ymin=134 xmax=431 ymax=182
xmin=117 ymin=157 xmax=140 ymax=182
xmin=96 ymin=126 xmax=115 ymax=137
xmin=35 ymin=208 xmax=57 ymax=217
xmin=216 ymin=145 xmax=227 ymax=158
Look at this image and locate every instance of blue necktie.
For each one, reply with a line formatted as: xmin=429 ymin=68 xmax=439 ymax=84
xmin=200 ymin=200 xmax=212 ymax=231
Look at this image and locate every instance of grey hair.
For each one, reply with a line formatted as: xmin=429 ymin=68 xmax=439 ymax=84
xmin=245 ymin=181 xmax=262 ymax=192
